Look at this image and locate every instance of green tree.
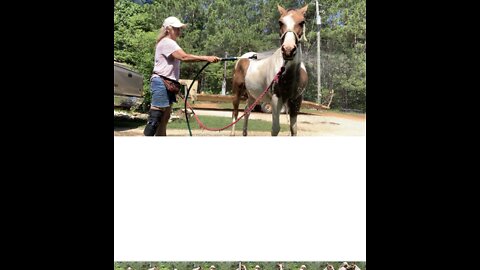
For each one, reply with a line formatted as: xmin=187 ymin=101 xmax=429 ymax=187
xmin=315 ymin=0 xmax=366 ymax=111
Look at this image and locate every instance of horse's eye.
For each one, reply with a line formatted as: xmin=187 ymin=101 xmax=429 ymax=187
xmin=299 ymin=21 xmax=305 ymax=27
xmin=278 ymin=21 xmax=284 ymax=26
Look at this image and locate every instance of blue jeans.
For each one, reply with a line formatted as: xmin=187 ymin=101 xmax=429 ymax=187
xmin=150 ymin=76 xmax=177 ymax=108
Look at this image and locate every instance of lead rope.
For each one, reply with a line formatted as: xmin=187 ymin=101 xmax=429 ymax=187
xmin=183 ymin=55 xmax=257 ymax=136
xmin=179 ymin=66 xmax=285 ymax=133
xmin=184 ymin=62 xmax=211 ymax=136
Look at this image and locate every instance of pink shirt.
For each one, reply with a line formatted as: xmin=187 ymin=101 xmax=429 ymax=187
xmin=151 ymin=38 xmax=181 ymax=81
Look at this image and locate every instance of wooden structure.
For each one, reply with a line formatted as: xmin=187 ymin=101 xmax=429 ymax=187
xmin=179 ymin=79 xmax=198 ymax=101
xmin=196 ymin=94 xmax=329 ymax=110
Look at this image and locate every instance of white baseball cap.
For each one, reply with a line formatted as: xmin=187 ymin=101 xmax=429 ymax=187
xmin=163 ymin=16 xmax=187 ymax=28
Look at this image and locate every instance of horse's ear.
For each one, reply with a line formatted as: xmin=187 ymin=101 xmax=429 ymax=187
xmin=299 ymin=4 xmax=308 ymax=15
xmin=278 ymin=4 xmax=287 ymax=16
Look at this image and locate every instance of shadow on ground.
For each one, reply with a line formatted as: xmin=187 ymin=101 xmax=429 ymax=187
xmin=114 ymin=115 xmax=145 ymax=131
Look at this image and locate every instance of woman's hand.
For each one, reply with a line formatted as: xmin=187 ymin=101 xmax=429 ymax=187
xmin=205 ymin=56 xmax=221 ymax=63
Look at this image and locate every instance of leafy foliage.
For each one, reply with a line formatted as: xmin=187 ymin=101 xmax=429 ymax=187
xmin=114 ymin=262 xmax=366 ymax=270
xmin=114 ymin=0 xmax=366 ymax=111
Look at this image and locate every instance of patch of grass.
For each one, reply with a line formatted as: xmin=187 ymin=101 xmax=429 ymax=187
xmin=300 ymin=108 xmax=322 ymax=114
xmin=183 ymin=100 xmax=331 ymax=114
xmin=114 ymin=108 xmax=131 ymax=113
xmin=328 ymin=108 xmax=366 ymax=116
xmin=169 ymin=115 xmax=288 ymax=131
xmin=172 ymin=101 xmax=244 ymax=110
xmin=113 ymin=114 xmax=287 ymax=132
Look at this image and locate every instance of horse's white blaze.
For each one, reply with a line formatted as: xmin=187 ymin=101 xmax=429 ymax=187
xmin=283 ymin=32 xmax=296 ymax=50
xmin=283 ymin=14 xmax=295 ymax=30
xmin=282 ymin=15 xmax=297 ymax=50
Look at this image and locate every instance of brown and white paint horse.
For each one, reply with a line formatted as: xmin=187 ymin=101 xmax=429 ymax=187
xmin=231 ymin=4 xmax=308 ymax=136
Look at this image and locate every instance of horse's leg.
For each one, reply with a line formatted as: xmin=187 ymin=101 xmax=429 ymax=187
xmin=243 ymin=97 xmax=254 ymax=136
xmin=231 ymin=59 xmax=250 ymax=136
xmin=271 ymin=95 xmax=283 ymax=136
xmin=231 ymin=90 xmax=240 ymax=136
xmin=288 ymin=96 xmax=303 ymax=136
xmin=288 ymin=65 xmax=307 ymax=136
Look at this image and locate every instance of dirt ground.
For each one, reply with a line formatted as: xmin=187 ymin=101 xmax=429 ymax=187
xmin=114 ymin=108 xmax=366 ymax=136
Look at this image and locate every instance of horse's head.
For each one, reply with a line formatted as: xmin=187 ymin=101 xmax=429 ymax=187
xmin=278 ymin=4 xmax=308 ymax=60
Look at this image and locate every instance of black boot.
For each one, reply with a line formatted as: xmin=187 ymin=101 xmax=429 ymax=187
xmin=143 ymin=109 xmax=163 ymax=136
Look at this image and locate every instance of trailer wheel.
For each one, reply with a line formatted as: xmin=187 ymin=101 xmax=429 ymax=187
xmin=260 ymin=102 xmax=272 ymax=113
xmin=260 ymin=103 xmax=287 ymax=114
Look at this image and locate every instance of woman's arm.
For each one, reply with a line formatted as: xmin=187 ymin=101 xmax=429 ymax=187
xmin=172 ymin=49 xmax=220 ymax=63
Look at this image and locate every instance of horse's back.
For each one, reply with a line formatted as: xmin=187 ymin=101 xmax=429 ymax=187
xmin=240 ymin=52 xmax=257 ymax=59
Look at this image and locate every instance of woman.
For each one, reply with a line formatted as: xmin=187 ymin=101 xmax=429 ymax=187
xmin=144 ymin=16 xmax=220 ymax=136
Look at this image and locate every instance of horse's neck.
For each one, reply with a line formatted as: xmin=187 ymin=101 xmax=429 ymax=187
xmin=247 ymin=47 xmax=303 ymax=89
xmin=257 ymin=48 xmax=284 ymax=71
xmin=284 ymin=46 xmax=303 ymax=70
xmin=256 ymin=47 xmax=303 ymax=73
